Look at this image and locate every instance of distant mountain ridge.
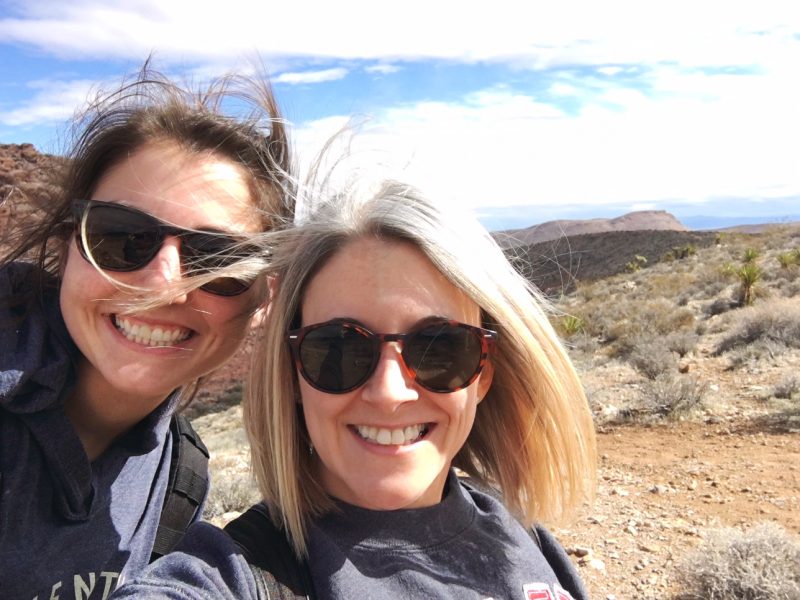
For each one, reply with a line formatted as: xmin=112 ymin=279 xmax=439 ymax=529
xmin=495 ymin=210 xmax=687 ymax=247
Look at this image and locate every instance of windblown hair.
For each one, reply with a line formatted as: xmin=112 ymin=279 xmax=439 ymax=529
xmin=246 ymin=180 xmax=597 ymax=557
xmin=2 ymin=61 xmax=293 ymax=297
xmin=1 ymin=61 xmax=294 ymax=403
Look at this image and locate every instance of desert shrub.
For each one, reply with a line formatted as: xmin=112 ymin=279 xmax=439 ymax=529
xmin=666 ymin=330 xmax=699 ymax=357
xmin=663 ymin=244 xmax=697 ymax=261
xmin=705 ymin=296 xmax=735 ymax=317
xmin=662 ymin=307 xmax=696 ymax=332
xmin=773 ymin=375 xmax=800 ymax=400
xmin=701 ymin=280 xmax=729 ymax=298
xmin=780 ymin=279 xmax=800 ymax=298
xmin=724 ymin=341 xmax=775 ymax=369
xmin=675 ymin=522 xmax=800 ymax=600
xmin=624 ymin=336 xmax=676 ymax=380
xmin=638 ymin=373 xmax=707 ymax=419
xmin=625 ymin=254 xmax=648 ymax=272
xmin=720 ymin=262 xmax=737 ymax=278
xmin=776 ymin=251 xmax=798 ymax=269
xmin=204 ymin=470 xmax=260 ymax=520
xmin=716 ymin=299 xmax=800 ymax=355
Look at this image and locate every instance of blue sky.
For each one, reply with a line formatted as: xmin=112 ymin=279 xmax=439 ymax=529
xmin=1 ymin=0 xmax=799 ymax=230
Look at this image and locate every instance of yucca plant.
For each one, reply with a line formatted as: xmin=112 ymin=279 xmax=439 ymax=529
xmin=777 ymin=252 xmax=797 ymax=269
xmin=737 ymin=262 xmax=762 ymax=306
xmin=559 ymin=314 xmax=585 ymax=337
xmin=742 ymin=247 xmax=759 ymax=264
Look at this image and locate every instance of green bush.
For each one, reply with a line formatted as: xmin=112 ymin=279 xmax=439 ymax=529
xmin=675 ymin=522 xmax=800 ymax=600
xmin=742 ymin=247 xmax=759 ymax=264
xmin=558 ymin=314 xmax=585 ymax=337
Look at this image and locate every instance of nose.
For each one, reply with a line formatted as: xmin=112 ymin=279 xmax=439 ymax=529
xmin=360 ymin=342 xmax=419 ymax=408
xmin=141 ymin=236 xmax=188 ymax=304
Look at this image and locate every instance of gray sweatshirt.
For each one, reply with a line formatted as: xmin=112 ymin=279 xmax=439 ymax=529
xmin=113 ymin=471 xmax=587 ymax=599
xmin=0 ymin=263 xmax=181 ymax=600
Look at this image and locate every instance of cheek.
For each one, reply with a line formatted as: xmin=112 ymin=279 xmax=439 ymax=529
xmin=60 ymin=244 xmax=112 ymax=300
xmin=298 ymin=384 xmax=341 ymax=444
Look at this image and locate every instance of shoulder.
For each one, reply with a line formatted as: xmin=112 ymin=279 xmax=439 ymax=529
xmin=530 ymin=525 xmax=590 ymax=600
xmin=458 ymin=477 xmax=589 ymax=600
xmin=114 ymin=522 xmax=258 ymax=599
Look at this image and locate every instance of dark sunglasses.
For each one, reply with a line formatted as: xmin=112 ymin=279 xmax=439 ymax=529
xmin=287 ymin=319 xmax=497 ymax=394
xmin=72 ymin=199 xmax=258 ymax=296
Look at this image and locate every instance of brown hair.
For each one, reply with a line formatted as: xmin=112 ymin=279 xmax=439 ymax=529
xmin=2 ymin=62 xmax=293 ymax=293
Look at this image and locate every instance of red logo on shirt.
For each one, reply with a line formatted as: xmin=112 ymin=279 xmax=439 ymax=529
xmin=522 ymin=583 xmax=575 ymax=600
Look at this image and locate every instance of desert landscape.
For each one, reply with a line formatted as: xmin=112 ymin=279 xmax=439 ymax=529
xmin=3 ymin=143 xmax=799 ymax=599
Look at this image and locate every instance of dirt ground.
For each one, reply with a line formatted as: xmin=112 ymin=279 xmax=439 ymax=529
xmin=554 ymin=420 xmax=799 ymax=599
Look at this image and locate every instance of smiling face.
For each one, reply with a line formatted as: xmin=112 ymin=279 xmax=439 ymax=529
xmin=298 ymin=237 xmax=493 ymax=510
xmin=60 ymin=141 xmax=266 ymax=422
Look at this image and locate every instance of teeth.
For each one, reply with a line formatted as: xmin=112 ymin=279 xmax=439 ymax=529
xmin=113 ymin=316 xmax=191 ymax=347
xmin=355 ymin=424 xmax=428 ymax=446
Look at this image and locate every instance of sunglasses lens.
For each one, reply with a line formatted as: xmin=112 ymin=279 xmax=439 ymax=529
xmin=182 ymin=233 xmax=253 ymax=296
xmin=405 ymin=323 xmax=483 ymax=392
xmin=76 ymin=202 xmax=253 ymax=296
xmin=80 ymin=204 xmax=161 ymax=270
xmin=299 ymin=323 xmax=375 ymax=392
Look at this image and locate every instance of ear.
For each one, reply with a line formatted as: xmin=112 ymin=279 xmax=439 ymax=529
xmin=248 ymin=275 xmax=278 ymax=330
xmin=249 ymin=303 xmax=268 ymax=329
xmin=476 ymin=360 xmax=494 ymax=403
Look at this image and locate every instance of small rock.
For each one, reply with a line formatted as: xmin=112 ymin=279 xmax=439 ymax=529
xmin=587 ymin=558 xmax=605 ymax=571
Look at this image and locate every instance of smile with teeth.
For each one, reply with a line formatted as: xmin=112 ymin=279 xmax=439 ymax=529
xmin=113 ymin=315 xmax=192 ymax=347
xmin=354 ymin=424 xmax=430 ymax=446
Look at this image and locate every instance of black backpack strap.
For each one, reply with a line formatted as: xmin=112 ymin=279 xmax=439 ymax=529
xmin=224 ymin=503 xmax=315 ymax=600
xmin=150 ymin=414 xmax=210 ymax=561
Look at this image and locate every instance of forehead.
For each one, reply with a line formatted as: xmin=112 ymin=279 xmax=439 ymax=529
xmin=301 ymin=237 xmax=480 ymax=329
xmin=90 ymin=142 xmax=259 ymax=233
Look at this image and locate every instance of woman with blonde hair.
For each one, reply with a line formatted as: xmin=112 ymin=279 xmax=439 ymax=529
xmin=0 ymin=64 xmax=291 ymax=599
xmin=114 ymin=180 xmax=596 ymax=599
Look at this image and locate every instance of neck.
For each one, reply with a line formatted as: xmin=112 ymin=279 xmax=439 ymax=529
xmin=64 ymin=358 xmax=169 ymax=461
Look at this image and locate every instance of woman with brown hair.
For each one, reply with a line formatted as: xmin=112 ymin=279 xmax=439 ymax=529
xmin=0 ymin=65 xmax=291 ymax=598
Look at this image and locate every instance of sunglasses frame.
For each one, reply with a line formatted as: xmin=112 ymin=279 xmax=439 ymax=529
xmin=286 ymin=318 xmax=497 ymax=394
xmin=71 ymin=199 xmax=255 ymax=296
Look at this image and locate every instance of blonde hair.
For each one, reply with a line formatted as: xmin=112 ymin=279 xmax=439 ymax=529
xmin=245 ymin=180 xmax=596 ymax=557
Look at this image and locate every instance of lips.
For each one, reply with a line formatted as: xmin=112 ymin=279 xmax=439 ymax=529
xmin=112 ymin=315 xmax=193 ymax=347
xmin=354 ymin=423 xmax=430 ymax=446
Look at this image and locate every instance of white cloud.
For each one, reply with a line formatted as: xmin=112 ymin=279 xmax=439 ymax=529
xmin=365 ymin=64 xmax=400 ymax=75
xmin=3 ymin=0 xmax=800 ymax=219
xmin=290 ymin=65 xmax=800 ymax=215
xmin=1 ymin=0 xmax=798 ymax=68
xmin=0 ymin=78 xmax=97 ymax=126
xmin=274 ymin=68 xmax=348 ymax=85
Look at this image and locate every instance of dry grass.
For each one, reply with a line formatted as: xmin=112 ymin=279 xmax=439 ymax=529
xmin=675 ymin=522 xmax=800 ymax=600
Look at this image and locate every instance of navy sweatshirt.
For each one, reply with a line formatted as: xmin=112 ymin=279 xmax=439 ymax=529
xmin=113 ymin=471 xmax=588 ymax=599
xmin=0 ymin=263 xmax=185 ymax=600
